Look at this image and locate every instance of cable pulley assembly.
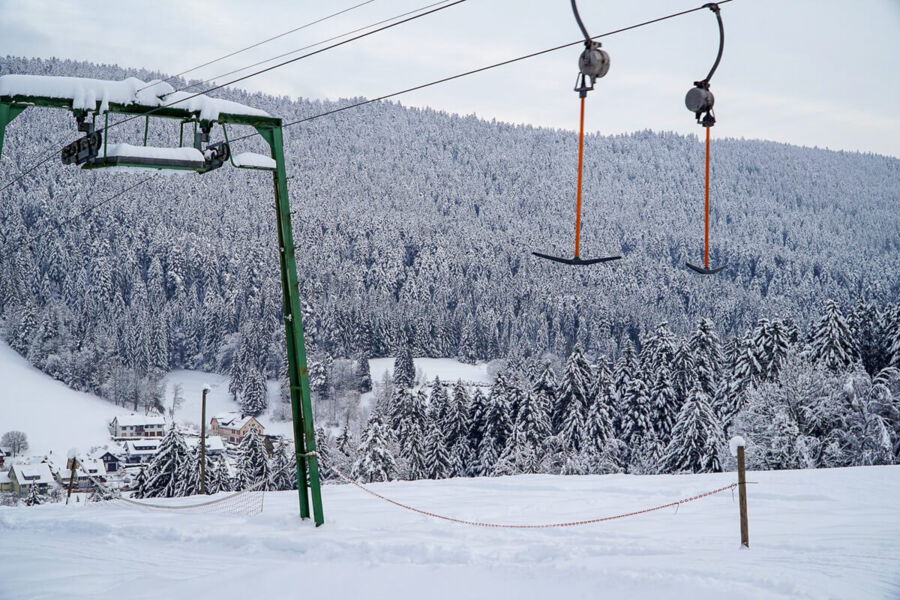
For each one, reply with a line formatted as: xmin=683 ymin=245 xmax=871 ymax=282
xmin=685 ymin=2 xmax=727 ymax=275
xmin=533 ymin=0 xmax=621 ymax=266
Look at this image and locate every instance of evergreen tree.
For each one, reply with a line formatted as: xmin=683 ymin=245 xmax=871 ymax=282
xmin=423 ymin=420 xmax=451 ymax=479
xmin=808 ymin=300 xmax=857 ymax=371
xmin=649 ymin=369 xmax=679 ymax=444
xmin=139 ymin=425 xmax=193 ymax=498
xmin=207 ymin=455 xmax=232 ymax=494
xmin=25 ymin=483 xmax=44 ymax=506
xmin=467 ymin=387 xmax=489 ymax=461
xmin=270 ymin=438 xmax=297 ymax=489
xmin=688 ymin=318 xmax=723 ymax=396
xmin=352 ymin=413 xmax=397 ymax=483
xmin=659 ymin=387 xmax=724 ymax=473
xmin=355 ymin=355 xmax=373 ymax=393
xmin=235 ymin=427 xmax=272 ymax=490
xmin=397 ymin=389 xmax=430 ymax=480
xmin=619 ymin=375 xmax=653 ymax=449
xmin=555 ymin=346 xmax=593 ymax=450
xmin=483 ymin=375 xmax=513 ymax=451
xmin=393 ymin=347 xmax=415 ymax=388
xmin=240 ymin=368 xmax=268 ymax=417
xmin=444 ymin=380 xmax=471 ymax=451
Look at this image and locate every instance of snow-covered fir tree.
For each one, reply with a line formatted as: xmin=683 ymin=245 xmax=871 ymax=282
xmin=393 ymin=347 xmax=415 ymax=388
xmin=352 ymin=413 xmax=397 ymax=483
xmin=136 ymin=425 xmax=193 ymax=498
xmin=660 ymin=387 xmax=725 ymax=473
xmin=808 ymin=300 xmax=858 ymax=371
xmin=235 ymin=427 xmax=272 ymax=490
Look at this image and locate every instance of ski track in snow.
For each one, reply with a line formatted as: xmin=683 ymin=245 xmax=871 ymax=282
xmin=1 ymin=466 xmax=899 ymax=600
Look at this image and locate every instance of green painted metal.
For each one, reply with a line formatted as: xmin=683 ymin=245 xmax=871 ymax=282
xmin=0 ymin=90 xmax=325 ymax=525
xmin=0 ymin=103 xmax=27 ymax=158
xmin=256 ymin=124 xmax=326 ymax=526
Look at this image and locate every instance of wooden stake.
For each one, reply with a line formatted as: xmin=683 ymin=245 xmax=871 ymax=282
xmin=199 ymin=387 xmax=208 ymax=495
xmin=737 ymin=444 xmax=750 ymax=548
xmin=66 ymin=457 xmax=78 ymax=505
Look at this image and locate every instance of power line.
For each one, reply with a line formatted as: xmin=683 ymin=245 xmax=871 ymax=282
xmin=233 ymin=0 xmax=734 ymax=140
xmin=0 ymin=0 xmax=467 ymax=195
xmin=175 ymin=0 xmax=457 ymax=95
xmin=137 ymin=0 xmax=377 ymax=93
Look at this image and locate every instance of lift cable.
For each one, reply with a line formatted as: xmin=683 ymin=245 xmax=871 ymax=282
xmin=0 ymin=0 xmax=466 ymax=194
xmin=2 ymin=0 xmax=734 ymax=251
xmin=229 ymin=0 xmax=733 ymax=143
xmin=174 ymin=0 xmax=460 ymax=95
xmin=136 ymin=0 xmax=378 ymax=93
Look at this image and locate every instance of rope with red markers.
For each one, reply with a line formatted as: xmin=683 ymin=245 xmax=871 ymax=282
xmin=307 ymin=452 xmax=738 ymax=529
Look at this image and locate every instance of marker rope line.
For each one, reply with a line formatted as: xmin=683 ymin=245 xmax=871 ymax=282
xmin=309 ymin=452 xmax=739 ymax=529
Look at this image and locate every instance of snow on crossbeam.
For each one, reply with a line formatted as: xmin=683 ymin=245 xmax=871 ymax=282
xmin=84 ymin=143 xmax=206 ymax=172
xmin=232 ymin=152 xmax=276 ymax=170
xmin=0 ymin=74 xmax=269 ymax=121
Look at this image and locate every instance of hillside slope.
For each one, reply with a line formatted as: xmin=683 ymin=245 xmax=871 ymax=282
xmin=0 ymin=55 xmax=898 ymax=404
xmin=1 ymin=465 xmax=898 ymax=599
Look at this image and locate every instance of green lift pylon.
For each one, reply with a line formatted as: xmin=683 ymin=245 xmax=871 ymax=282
xmin=0 ymin=78 xmax=325 ymax=525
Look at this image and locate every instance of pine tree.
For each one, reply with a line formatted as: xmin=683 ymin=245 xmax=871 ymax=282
xmin=555 ymin=346 xmax=592 ymax=450
xmin=808 ymin=300 xmax=857 ymax=371
xmin=393 ymin=346 xmax=415 ymax=388
xmin=466 ymin=387 xmax=489 ymax=464
xmin=649 ymin=369 xmax=679 ymax=444
xmin=270 ymin=438 xmax=297 ymax=489
xmin=619 ymin=375 xmax=653 ymax=448
xmin=139 ymin=425 xmax=192 ymax=498
xmin=689 ymin=318 xmax=724 ymax=397
xmin=640 ymin=322 xmax=678 ymax=373
xmin=483 ymin=374 xmax=513 ymax=451
xmin=235 ymin=427 xmax=272 ymax=490
xmin=355 ymin=355 xmax=373 ymax=393
xmin=25 ymin=483 xmax=44 ymax=506
xmin=444 ymin=380 xmax=471 ymax=450
xmin=396 ymin=389 xmax=430 ymax=480
xmin=207 ymin=455 xmax=232 ymax=494
xmin=659 ymin=387 xmax=724 ymax=473
xmin=240 ymin=368 xmax=268 ymax=417
xmin=423 ymin=420 xmax=451 ymax=479
xmin=352 ymin=413 xmax=397 ymax=483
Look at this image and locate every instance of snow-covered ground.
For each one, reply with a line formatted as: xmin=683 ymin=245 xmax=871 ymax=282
xmin=0 ymin=341 xmax=133 ymax=458
xmin=2 ymin=466 xmax=898 ymax=600
xmin=369 ymin=357 xmax=493 ymax=386
xmin=0 ymin=341 xmax=494 ymax=460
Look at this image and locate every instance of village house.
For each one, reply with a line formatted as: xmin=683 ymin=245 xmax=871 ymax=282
xmin=109 ymin=414 xmax=166 ymax=439
xmin=186 ymin=435 xmax=226 ymax=458
xmin=95 ymin=450 xmax=122 ymax=473
xmin=210 ymin=413 xmax=265 ymax=445
xmin=122 ymin=438 xmax=162 ymax=465
xmin=5 ymin=463 xmax=56 ymax=496
xmin=46 ymin=458 xmax=107 ymax=491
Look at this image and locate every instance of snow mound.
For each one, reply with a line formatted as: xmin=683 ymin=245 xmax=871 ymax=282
xmin=729 ymin=435 xmax=747 ymax=457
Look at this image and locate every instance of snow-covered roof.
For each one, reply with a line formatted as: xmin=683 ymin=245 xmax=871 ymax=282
xmin=114 ymin=414 xmax=166 ymax=427
xmin=0 ymin=74 xmax=270 ymax=121
xmin=124 ymin=439 xmax=162 ymax=454
xmin=186 ymin=436 xmax=226 ymax=452
xmin=10 ymin=463 xmax=55 ymax=485
xmin=0 ymin=471 xmax=10 ymax=485
xmin=212 ymin=412 xmax=261 ymax=430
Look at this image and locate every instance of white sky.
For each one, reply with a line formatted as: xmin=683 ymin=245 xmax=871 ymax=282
xmin=1 ymin=0 xmax=898 ymax=157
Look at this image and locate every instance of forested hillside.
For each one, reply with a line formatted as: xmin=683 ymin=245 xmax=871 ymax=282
xmin=1 ymin=56 xmax=898 ymax=409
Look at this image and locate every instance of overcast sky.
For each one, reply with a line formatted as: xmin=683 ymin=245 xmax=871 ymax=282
xmin=1 ymin=0 xmax=898 ymax=157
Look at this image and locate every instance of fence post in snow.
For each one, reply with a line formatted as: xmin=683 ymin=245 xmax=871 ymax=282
xmin=731 ymin=436 xmax=750 ymax=548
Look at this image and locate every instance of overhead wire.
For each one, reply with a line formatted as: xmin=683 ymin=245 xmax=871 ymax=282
xmin=136 ymin=0 xmax=378 ymax=93
xmin=0 ymin=0 xmax=467 ymax=195
xmin=175 ymin=0 xmax=459 ymax=94
xmin=230 ymin=0 xmax=734 ymax=142
xmin=2 ymin=0 xmax=735 ymax=251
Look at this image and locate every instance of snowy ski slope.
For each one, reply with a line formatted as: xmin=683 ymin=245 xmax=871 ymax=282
xmin=1 ymin=465 xmax=898 ymax=600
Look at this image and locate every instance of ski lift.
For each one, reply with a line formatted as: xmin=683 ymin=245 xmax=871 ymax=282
xmin=685 ymin=3 xmax=726 ymax=275
xmin=60 ymin=113 xmax=230 ymax=174
xmin=532 ymin=0 xmax=621 ymax=266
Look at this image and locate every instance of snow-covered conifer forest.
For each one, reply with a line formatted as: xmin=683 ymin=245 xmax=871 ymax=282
xmin=1 ymin=56 xmax=898 ymax=479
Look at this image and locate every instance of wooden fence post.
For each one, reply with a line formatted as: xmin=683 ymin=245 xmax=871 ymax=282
xmin=737 ymin=443 xmax=750 ymax=548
